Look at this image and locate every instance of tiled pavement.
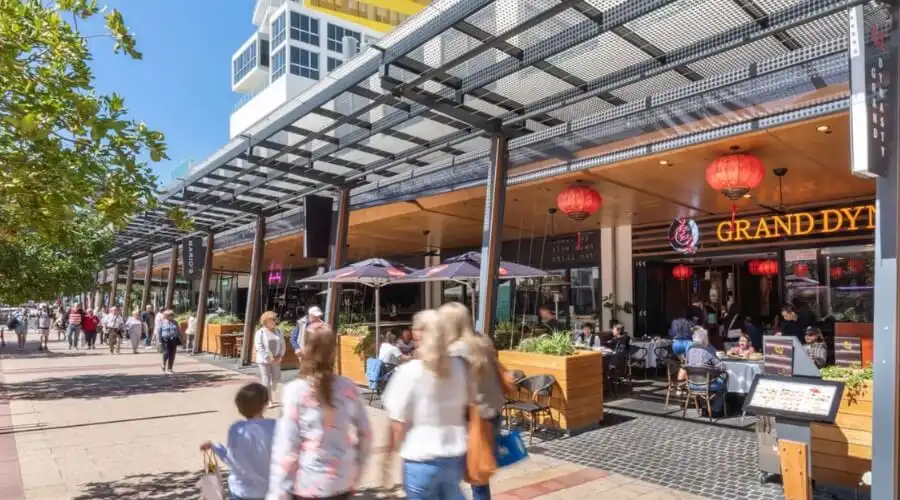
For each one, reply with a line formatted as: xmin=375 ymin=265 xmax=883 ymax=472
xmin=0 ymin=335 xmax=707 ymax=500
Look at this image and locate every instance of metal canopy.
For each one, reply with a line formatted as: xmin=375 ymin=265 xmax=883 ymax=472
xmin=107 ymin=0 xmax=874 ymax=264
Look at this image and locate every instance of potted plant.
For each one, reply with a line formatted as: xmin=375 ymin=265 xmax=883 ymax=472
xmin=498 ymin=331 xmax=604 ymax=432
xmin=204 ymin=314 xmax=243 ymax=355
xmin=601 ymin=293 xmax=634 ymax=328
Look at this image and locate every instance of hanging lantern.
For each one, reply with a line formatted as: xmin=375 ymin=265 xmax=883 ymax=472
xmin=758 ymin=260 xmax=779 ymax=276
xmin=705 ymin=153 xmax=766 ymax=199
xmin=847 ymin=259 xmax=865 ymax=274
xmin=748 ymin=260 xmax=762 ymax=275
xmin=556 ymin=183 xmax=603 ymax=221
xmin=672 ymin=264 xmax=693 ymax=280
xmin=830 ymin=266 xmax=844 ymax=280
xmin=792 ymin=263 xmax=809 ymax=277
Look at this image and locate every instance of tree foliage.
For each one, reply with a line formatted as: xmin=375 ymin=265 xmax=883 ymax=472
xmin=0 ymin=0 xmax=174 ymax=303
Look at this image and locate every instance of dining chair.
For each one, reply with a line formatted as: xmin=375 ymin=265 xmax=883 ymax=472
xmin=506 ymin=374 xmax=556 ymax=445
xmin=659 ymin=356 xmax=686 ymax=408
xmin=682 ymin=366 xmax=729 ymax=422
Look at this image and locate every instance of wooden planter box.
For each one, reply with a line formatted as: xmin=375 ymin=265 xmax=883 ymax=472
xmin=249 ymin=337 xmax=300 ymax=369
xmin=203 ymin=323 xmax=244 ymax=355
xmin=810 ymin=381 xmax=872 ymax=489
xmin=498 ymin=350 xmax=605 ymax=432
xmin=338 ymin=336 xmax=367 ymax=386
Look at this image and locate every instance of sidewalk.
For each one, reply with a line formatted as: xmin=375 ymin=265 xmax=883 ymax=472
xmin=0 ymin=336 xmax=708 ymax=500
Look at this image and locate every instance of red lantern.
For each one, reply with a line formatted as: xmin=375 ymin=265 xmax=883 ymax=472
xmin=748 ymin=260 xmax=762 ymax=275
xmin=792 ymin=263 xmax=809 ymax=277
xmin=556 ymin=183 xmax=603 ymax=221
xmin=758 ymin=260 xmax=779 ymax=276
xmin=672 ymin=264 xmax=693 ymax=280
xmin=705 ymin=153 xmax=766 ymax=200
xmin=847 ymin=259 xmax=865 ymax=274
xmin=830 ymin=266 xmax=844 ymax=280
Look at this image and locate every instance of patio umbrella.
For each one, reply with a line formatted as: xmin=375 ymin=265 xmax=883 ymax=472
xmin=297 ymin=258 xmax=418 ymax=348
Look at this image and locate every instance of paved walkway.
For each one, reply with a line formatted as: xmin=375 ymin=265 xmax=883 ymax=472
xmin=0 ymin=335 xmax=707 ymax=500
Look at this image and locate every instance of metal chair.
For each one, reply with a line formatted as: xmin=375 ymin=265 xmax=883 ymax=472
xmin=364 ymin=359 xmax=396 ymax=405
xmin=506 ymin=374 xmax=556 ymax=445
xmin=628 ymin=345 xmax=649 ymax=379
xmin=682 ymin=366 xmax=729 ymax=422
xmin=501 ymin=369 xmax=527 ymax=428
xmin=659 ymin=355 xmax=686 ymax=408
xmin=605 ymin=353 xmax=631 ymax=396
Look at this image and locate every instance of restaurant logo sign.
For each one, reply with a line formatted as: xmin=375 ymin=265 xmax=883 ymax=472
xmin=834 ymin=337 xmax=863 ymax=368
xmin=849 ymin=2 xmax=899 ymax=178
xmin=716 ymin=204 xmax=875 ymax=242
xmin=668 ymin=218 xmax=699 ymax=254
xmin=764 ymin=337 xmax=795 ymax=376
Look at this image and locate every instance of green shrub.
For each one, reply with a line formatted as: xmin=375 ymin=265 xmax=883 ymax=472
xmin=207 ymin=314 xmax=241 ymax=325
xmin=516 ymin=331 xmax=575 ymax=356
xmin=175 ymin=312 xmax=192 ymax=323
xmin=820 ymin=364 xmax=873 ymax=394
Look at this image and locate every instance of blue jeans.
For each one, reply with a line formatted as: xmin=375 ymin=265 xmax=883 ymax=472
xmin=66 ymin=324 xmax=81 ymax=348
xmin=673 ymin=338 xmax=692 ymax=356
xmin=689 ymin=377 xmax=726 ymax=413
xmin=403 ymin=456 xmax=466 ymax=500
xmin=471 ymin=416 xmax=502 ymax=500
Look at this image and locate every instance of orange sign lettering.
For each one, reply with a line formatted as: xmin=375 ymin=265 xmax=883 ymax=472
xmin=717 ymin=205 xmax=875 ymax=242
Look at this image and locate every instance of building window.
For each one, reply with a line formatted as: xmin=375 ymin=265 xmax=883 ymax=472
xmin=260 ymin=39 xmax=270 ymax=67
xmin=290 ymin=46 xmax=320 ymax=80
xmin=233 ymin=41 xmax=257 ymax=85
xmin=326 ymin=23 xmax=361 ymax=53
xmin=271 ymin=46 xmax=286 ymax=80
xmin=290 ymin=12 xmax=320 ymax=46
xmin=271 ymin=12 xmax=286 ymax=49
xmin=326 ymin=56 xmax=342 ymax=72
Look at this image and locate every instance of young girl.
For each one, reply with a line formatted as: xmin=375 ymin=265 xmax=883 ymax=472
xmin=200 ymin=383 xmax=276 ymax=500
xmin=727 ymin=334 xmax=756 ymax=358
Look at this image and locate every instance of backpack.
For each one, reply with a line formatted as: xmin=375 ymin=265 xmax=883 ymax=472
xmin=6 ymin=316 xmax=18 ymax=329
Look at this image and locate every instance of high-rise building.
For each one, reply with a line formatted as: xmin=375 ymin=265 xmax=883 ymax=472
xmin=230 ymin=0 xmax=430 ymax=138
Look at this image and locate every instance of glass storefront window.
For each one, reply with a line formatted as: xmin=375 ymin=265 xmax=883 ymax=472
xmin=785 ymin=245 xmax=874 ymax=323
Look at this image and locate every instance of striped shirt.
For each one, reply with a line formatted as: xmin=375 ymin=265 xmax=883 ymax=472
xmin=68 ymin=309 xmax=83 ymax=326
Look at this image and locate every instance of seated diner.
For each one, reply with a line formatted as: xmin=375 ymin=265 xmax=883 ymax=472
xmin=727 ymin=334 xmax=756 ymax=358
xmin=679 ymin=328 xmax=726 ymax=416
xmin=377 ymin=332 xmax=410 ymax=367
xmin=396 ymin=328 xmax=416 ymax=355
xmin=803 ymin=327 xmax=827 ymax=369
xmin=606 ymin=324 xmax=630 ymax=355
xmin=576 ymin=322 xmax=599 ymax=347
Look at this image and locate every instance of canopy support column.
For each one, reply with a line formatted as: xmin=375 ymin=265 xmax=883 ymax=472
xmin=325 ymin=187 xmax=350 ymax=329
xmin=194 ymin=232 xmax=215 ymax=355
xmin=109 ymin=265 xmax=119 ymax=308
xmin=241 ymin=215 xmax=266 ymax=365
xmin=165 ymin=243 xmax=178 ymax=310
xmin=100 ymin=268 xmax=109 ymax=311
xmin=476 ymin=133 xmax=509 ymax=334
xmin=123 ymin=258 xmax=135 ymax=313
xmin=141 ymin=251 xmax=154 ymax=312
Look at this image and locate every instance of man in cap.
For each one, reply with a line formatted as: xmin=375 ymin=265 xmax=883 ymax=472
xmin=290 ymin=306 xmax=323 ymax=359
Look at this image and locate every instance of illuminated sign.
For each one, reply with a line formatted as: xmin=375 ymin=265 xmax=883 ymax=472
xmin=668 ymin=218 xmax=700 ymax=254
xmin=717 ymin=205 xmax=875 ymax=242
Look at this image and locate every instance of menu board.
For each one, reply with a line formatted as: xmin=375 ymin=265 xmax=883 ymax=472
xmin=763 ymin=337 xmax=794 ymax=376
xmin=835 ymin=337 xmax=863 ymax=368
xmin=743 ymin=375 xmax=844 ymax=423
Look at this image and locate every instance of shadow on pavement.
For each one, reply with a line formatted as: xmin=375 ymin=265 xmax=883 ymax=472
xmin=2 ymin=371 xmax=239 ymax=401
xmin=0 ymin=348 xmax=91 ymax=359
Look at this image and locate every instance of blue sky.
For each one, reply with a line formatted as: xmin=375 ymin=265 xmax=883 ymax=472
xmin=86 ymin=1 xmax=255 ymax=185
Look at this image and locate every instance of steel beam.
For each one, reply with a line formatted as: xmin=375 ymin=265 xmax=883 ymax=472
xmin=141 ymin=252 xmax=154 ymax=312
xmin=240 ymin=215 xmax=266 ymax=365
xmin=193 ymin=232 xmax=215 ymax=355
xmin=325 ymin=187 xmax=351 ymax=330
xmin=475 ymin=133 xmax=510 ymax=333
xmin=100 ymin=267 xmax=109 ymax=311
xmin=164 ymin=243 xmax=178 ymax=310
xmin=123 ymin=258 xmax=135 ymax=313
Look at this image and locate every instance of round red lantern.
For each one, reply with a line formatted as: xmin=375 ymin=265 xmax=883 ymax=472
xmin=830 ymin=266 xmax=844 ymax=280
xmin=792 ymin=263 xmax=809 ymax=277
xmin=672 ymin=264 xmax=693 ymax=280
xmin=847 ymin=259 xmax=865 ymax=274
xmin=705 ymin=153 xmax=765 ymax=200
xmin=556 ymin=183 xmax=603 ymax=221
xmin=748 ymin=260 xmax=762 ymax=275
xmin=757 ymin=260 xmax=779 ymax=276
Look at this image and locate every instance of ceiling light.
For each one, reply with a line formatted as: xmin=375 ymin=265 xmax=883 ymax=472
xmin=659 ymin=160 xmax=670 ymax=166
xmin=816 ymin=125 xmax=831 ymax=133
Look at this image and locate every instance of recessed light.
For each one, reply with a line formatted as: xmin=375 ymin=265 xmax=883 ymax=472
xmin=816 ymin=125 xmax=831 ymax=133
xmin=743 ymin=193 xmax=752 ymax=199
xmin=659 ymin=160 xmax=671 ymax=166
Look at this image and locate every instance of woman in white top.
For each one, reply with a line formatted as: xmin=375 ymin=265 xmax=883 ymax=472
xmin=382 ymin=309 xmax=469 ymax=500
xmin=254 ymin=311 xmax=285 ymax=408
xmin=125 ymin=309 xmax=147 ymax=354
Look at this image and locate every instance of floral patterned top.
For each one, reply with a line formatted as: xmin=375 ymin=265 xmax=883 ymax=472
xmin=267 ymin=375 xmax=371 ymax=500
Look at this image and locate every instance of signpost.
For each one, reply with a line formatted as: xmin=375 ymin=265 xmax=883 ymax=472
xmin=181 ymin=237 xmax=203 ymax=280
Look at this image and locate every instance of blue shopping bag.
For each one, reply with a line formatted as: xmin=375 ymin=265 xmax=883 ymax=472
xmin=495 ymin=430 xmax=528 ymax=468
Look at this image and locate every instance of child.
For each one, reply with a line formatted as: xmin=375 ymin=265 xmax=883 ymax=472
xmin=200 ymin=383 xmax=276 ymax=500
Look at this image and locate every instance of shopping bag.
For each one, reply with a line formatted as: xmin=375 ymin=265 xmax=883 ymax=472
xmin=495 ymin=429 xmax=528 ymax=468
xmin=465 ymin=406 xmax=497 ymax=485
xmin=197 ymin=450 xmax=225 ymax=500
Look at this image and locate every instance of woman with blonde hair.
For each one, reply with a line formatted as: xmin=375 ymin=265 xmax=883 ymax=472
xmin=269 ymin=325 xmax=371 ymax=499
xmin=437 ymin=302 xmax=506 ymax=500
xmin=383 ymin=309 xmax=469 ymax=499
xmin=254 ymin=311 xmax=285 ymax=408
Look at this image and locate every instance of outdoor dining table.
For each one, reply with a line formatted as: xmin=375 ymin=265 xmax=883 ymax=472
xmin=631 ymin=338 xmax=672 ymax=368
xmin=721 ymin=359 xmax=763 ymax=394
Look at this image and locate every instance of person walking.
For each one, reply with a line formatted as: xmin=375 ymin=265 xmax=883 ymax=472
xmin=254 ymin=311 xmax=285 ymax=409
xmin=268 ymin=325 xmax=372 ymax=500
xmin=66 ymin=303 xmax=84 ymax=350
xmin=102 ymin=306 xmax=125 ymax=354
xmin=158 ymin=309 xmax=181 ymax=373
xmin=82 ymin=309 xmax=101 ymax=350
xmin=55 ymin=305 xmax=66 ymax=341
xmin=125 ymin=309 xmax=146 ymax=354
xmin=184 ymin=312 xmax=197 ymax=352
xmin=153 ymin=307 xmax=166 ymax=353
xmin=289 ymin=306 xmax=322 ymax=362
xmin=37 ymin=304 xmax=52 ymax=352
xmin=13 ymin=309 xmax=28 ymax=350
xmin=382 ymin=309 xmax=469 ymax=499
xmin=141 ymin=304 xmax=155 ymax=347
xmin=439 ymin=302 xmax=506 ymax=500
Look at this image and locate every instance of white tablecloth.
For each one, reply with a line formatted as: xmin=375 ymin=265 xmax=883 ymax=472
xmin=632 ymin=339 xmax=672 ymax=367
xmin=722 ymin=360 xmax=763 ymax=394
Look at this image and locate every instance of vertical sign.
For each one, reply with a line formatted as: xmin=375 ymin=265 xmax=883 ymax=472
xmin=181 ymin=237 xmax=203 ymax=280
xmin=834 ymin=337 xmax=864 ymax=368
xmin=764 ymin=337 xmax=795 ymax=376
xmin=849 ymin=2 xmax=899 ymax=178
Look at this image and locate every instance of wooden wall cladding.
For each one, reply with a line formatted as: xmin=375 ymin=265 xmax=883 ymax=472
xmin=498 ymin=350 xmax=605 ymax=432
xmin=810 ymin=381 xmax=872 ymax=489
xmin=202 ymin=323 xmax=243 ymax=355
xmin=338 ymin=336 xmax=367 ymax=386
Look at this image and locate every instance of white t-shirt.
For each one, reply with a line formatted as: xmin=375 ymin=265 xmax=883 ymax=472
xmin=382 ymin=358 xmax=468 ymax=462
xmin=377 ymin=343 xmax=403 ymax=365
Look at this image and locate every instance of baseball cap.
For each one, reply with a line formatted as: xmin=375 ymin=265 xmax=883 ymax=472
xmin=308 ymin=306 xmax=323 ymax=317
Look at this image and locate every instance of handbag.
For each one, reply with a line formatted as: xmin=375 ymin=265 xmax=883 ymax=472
xmin=495 ymin=429 xmax=528 ymax=468
xmin=464 ymin=405 xmax=497 ymax=485
xmin=196 ymin=450 xmax=225 ymax=500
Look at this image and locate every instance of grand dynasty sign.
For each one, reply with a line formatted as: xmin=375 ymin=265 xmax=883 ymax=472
xmin=717 ymin=204 xmax=876 ymax=242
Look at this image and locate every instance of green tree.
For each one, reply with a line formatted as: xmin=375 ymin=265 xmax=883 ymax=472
xmin=0 ymin=0 xmax=179 ymax=303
